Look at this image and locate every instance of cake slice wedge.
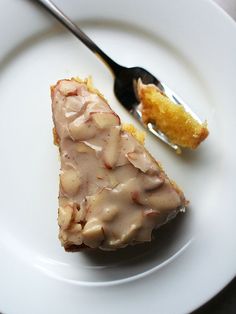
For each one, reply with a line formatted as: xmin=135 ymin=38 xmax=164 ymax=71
xmin=51 ymin=78 xmax=187 ymax=251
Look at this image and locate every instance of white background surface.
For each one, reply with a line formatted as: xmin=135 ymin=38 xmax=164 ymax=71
xmin=0 ymin=0 xmax=235 ymax=314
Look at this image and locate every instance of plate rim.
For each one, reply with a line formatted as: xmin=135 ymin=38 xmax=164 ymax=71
xmin=0 ymin=0 xmax=236 ymax=313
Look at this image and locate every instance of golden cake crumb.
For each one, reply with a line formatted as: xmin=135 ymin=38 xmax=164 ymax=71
xmin=73 ymin=76 xmax=107 ymax=102
xmin=138 ymin=84 xmax=209 ymax=149
xmin=122 ymin=123 xmax=146 ymax=144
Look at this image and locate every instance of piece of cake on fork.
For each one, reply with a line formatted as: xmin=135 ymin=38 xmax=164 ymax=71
xmin=138 ymin=81 xmax=209 ymax=150
xmin=51 ymin=77 xmax=187 ymax=251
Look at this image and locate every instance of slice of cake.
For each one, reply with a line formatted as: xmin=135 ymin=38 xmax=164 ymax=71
xmin=51 ymin=78 xmax=187 ymax=251
xmin=138 ymin=81 xmax=209 ymax=149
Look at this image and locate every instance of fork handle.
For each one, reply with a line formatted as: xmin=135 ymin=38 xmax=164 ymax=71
xmin=35 ymin=0 xmax=122 ymax=74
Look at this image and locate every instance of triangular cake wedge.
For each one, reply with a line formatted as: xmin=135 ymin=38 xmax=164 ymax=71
xmin=51 ymin=78 xmax=187 ymax=251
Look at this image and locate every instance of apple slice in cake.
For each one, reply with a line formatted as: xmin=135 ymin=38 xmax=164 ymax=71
xmin=51 ymin=78 xmax=187 ymax=251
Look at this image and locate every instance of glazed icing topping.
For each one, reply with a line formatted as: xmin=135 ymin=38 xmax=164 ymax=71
xmin=52 ymin=79 xmax=185 ymax=250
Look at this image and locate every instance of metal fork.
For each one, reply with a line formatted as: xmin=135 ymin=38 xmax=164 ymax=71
xmin=35 ymin=0 xmax=202 ymax=152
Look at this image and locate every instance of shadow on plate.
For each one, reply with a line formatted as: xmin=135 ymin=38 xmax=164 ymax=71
xmin=80 ymin=209 xmax=191 ymax=272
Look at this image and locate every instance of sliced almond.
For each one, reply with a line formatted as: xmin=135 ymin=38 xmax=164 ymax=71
xmin=68 ymin=118 xmax=97 ymax=141
xmin=143 ymin=176 xmax=164 ymax=191
xmin=91 ymin=112 xmax=120 ymax=129
xmin=76 ymin=142 xmax=94 ymax=153
xmin=103 ymin=126 xmax=121 ymax=169
xmin=108 ymin=224 xmax=139 ymax=248
xmin=66 ymin=224 xmax=83 ymax=245
xmin=148 ymin=185 xmax=181 ymax=211
xmin=69 ymin=223 xmax=82 ymax=233
xmin=59 ymin=80 xmax=78 ymax=96
xmin=58 ymin=205 xmax=73 ymax=230
xmin=82 ymin=220 xmax=104 ymax=248
xmin=126 ymin=150 xmax=158 ymax=174
xmin=60 ymin=169 xmax=80 ymax=196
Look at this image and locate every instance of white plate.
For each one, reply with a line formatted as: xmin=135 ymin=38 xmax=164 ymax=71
xmin=0 ymin=0 xmax=235 ymax=313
